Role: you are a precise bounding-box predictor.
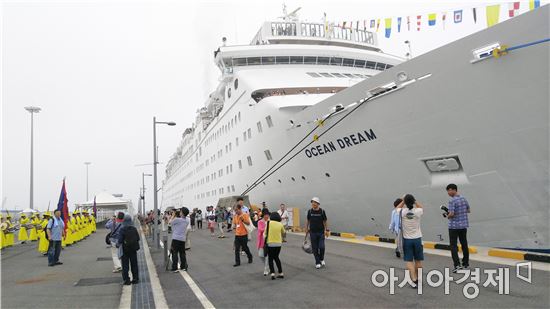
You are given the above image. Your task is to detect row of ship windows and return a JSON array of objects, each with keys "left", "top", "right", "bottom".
[
  {"left": 205, "top": 111, "right": 242, "bottom": 147},
  {"left": 223, "top": 56, "right": 393, "bottom": 70},
  {"left": 307, "top": 72, "right": 371, "bottom": 79}
]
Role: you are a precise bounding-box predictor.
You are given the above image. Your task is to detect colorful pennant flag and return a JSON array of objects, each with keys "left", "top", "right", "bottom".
[
  {"left": 486, "top": 5, "right": 500, "bottom": 27},
  {"left": 370, "top": 19, "right": 375, "bottom": 28},
  {"left": 454, "top": 10, "right": 463, "bottom": 23},
  {"left": 509, "top": 2, "right": 520, "bottom": 17},
  {"left": 529, "top": 0, "right": 540, "bottom": 10},
  {"left": 473, "top": 8, "right": 477, "bottom": 23},
  {"left": 384, "top": 18, "right": 392, "bottom": 38},
  {"left": 407, "top": 16, "right": 411, "bottom": 31},
  {"left": 428, "top": 13, "right": 436, "bottom": 26},
  {"left": 397, "top": 17, "right": 402, "bottom": 32},
  {"left": 56, "top": 178, "right": 69, "bottom": 234},
  {"left": 416, "top": 15, "right": 421, "bottom": 31}
]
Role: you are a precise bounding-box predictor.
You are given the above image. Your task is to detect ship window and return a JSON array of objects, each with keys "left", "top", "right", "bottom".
[
  {"left": 257, "top": 121, "right": 263, "bottom": 133},
  {"left": 301, "top": 176, "right": 306, "bottom": 180},
  {"left": 247, "top": 156, "right": 253, "bottom": 166},
  {"left": 264, "top": 150, "right": 273, "bottom": 160},
  {"left": 331, "top": 72, "right": 345, "bottom": 78},
  {"left": 248, "top": 57, "right": 261, "bottom": 65},
  {"left": 234, "top": 58, "right": 247, "bottom": 66},
  {"left": 291, "top": 177, "right": 295, "bottom": 181},
  {"left": 231, "top": 185, "right": 235, "bottom": 192},
  {"left": 247, "top": 128, "right": 252, "bottom": 139},
  {"left": 386, "top": 64, "right": 393, "bottom": 69},
  {"left": 275, "top": 56, "right": 290, "bottom": 64},
  {"left": 307, "top": 72, "right": 321, "bottom": 77},
  {"left": 238, "top": 112, "right": 241, "bottom": 122},
  {"left": 304, "top": 56, "right": 317, "bottom": 64},
  {"left": 238, "top": 160, "right": 242, "bottom": 169},
  {"left": 325, "top": 173, "right": 331, "bottom": 177},
  {"left": 243, "top": 131, "right": 247, "bottom": 141},
  {"left": 319, "top": 73, "right": 333, "bottom": 77},
  {"left": 330, "top": 57, "right": 342, "bottom": 66},
  {"left": 227, "top": 87, "right": 232, "bottom": 98},
  {"left": 317, "top": 57, "right": 330, "bottom": 65},
  {"left": 230, "top": 164, "right": 233, "bottom": 173},
  {"left": 236, "top": 137, "right": 239, "bottom": 146},
  {"left": 229, "top": 142, "right": 232, "bottom": 151},
  {"left": 266, "top": 116, "right": 273, "bottom": 128},
  {"left": 366, "top": 61, "right": 377, "bottom": 69},
  {"left": 234, "top": 78, "right": 239, "bottom": 89},
  {"left": 261, "top": 56, "right": 275, "bottom": 65},
  {"left": 353, "top": 73, "right": 365, "bottom": 78},
  {"left": 290, "top": 56, "right": 303, "bottom": 64},
  {"left": 343, "top": 58, "right": 355, "bottom": 67},
  {"left": 278, "top": 179, "right": 282, "bottom": 183},
  {"left": 343, "top": 73, "right": 355, "bottom": 78},
  {"left": 375, "top": 62, "right": 386, "bottom": 71}
]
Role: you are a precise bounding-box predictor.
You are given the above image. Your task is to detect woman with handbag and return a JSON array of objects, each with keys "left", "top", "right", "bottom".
[
  {"left": 256, "top": 209, "right": 270, "bottom": 276},
  {"left": 265, "top": 212, "right": 286, "bottom": 280}
]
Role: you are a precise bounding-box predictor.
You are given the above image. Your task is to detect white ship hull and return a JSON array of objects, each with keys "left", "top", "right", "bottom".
[{"left": 163, "top": 7, "right": 549, "bottom": 250}]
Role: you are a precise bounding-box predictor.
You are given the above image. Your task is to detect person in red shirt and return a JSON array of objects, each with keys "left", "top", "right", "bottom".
[{"left": 232, "top": 200, "right": 253, "bottom": 267}]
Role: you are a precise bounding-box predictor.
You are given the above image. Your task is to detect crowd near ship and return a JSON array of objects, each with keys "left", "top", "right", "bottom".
[{"left": 162, "top": 6, "right": 549, "bottom": 251}]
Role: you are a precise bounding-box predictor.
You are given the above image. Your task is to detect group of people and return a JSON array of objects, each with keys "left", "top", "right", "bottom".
[
  {"left": 106, "top": 212, "right": 141, "bottom": 285},
  {"left": 388, "top": 183, "right": 471, "bottom": 288},
  {"left": 0, "top": 209, "right": 96, "bottom": 256}
]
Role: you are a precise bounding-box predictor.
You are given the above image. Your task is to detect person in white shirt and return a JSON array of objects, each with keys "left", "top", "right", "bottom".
[
  {"left": 277, "top": 204, "right": 289, "bottom": 230},
  {"left": 395, "top": 194, "right": 424, "bottom": 288}
]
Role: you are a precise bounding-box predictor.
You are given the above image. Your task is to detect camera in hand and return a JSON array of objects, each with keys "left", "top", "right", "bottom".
[{"left": 440, "top": 205, "right": 449, "bottom": 218}]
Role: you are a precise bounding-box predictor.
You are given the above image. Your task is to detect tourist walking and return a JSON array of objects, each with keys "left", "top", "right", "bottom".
[
  {"left": 256, "top": 208, "right": 270, "bottom": 276},
  {"left": 117, "top": 214, "right": 140, "bottom": 285},
  {"left": 206, "top": 206, "right": 216, "bottom": 236},
  {"left": 196, "top": 210, "right": 203, "bottom": 229},
  {"left": 278, "top": 204, "right": 289, "bottom": 230},
  {"left": 216, "top": 206, "right": 226, "bottom": 238},
  {"left": 170, "top": 207, "right": 190, "bottom": 272},
  {"left": 232, "top": 203, "right": 253, "bottom": 267},
  {"left": 265, "top": 212, "right": 286, "bottom": 280},
  {"left": 105, "top": 212, "right": 124, "bottom": 272},
  {"left": 389, "top": 198, "right": 403, "bottom": 258},
  {"left": 190, "top": 210, "right": 196, "bottom": 232},
  {"left": 306, "top": 197, "right": 328, "bottom": 269},
  {"left": 396, "top": 194, "right": 424, "bottom": 288},
  {"left": 446, "top": 184, "right": 471, "bottom": 272},
  {"left": 46, "top": 210, "right": 65, "bottom": 267}
]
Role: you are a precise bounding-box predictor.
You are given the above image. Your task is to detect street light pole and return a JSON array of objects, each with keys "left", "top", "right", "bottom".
[
  {"left": 84, "top": 162, "right": 91, "bottom": 201},
  {"left": 25, "top": 106, "right": 41, "bottom": 209},
  {"left": 152, "top": 117, "right": 176, "bottom": 249},
  {"left": 142, "top": 172, "right": 152, "bottom": 216}
]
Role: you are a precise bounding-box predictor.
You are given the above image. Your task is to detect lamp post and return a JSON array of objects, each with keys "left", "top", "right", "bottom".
[
  {"left": 153, "top": 117, "right": 176, "bottom": 248},
  {"left": 142, "top": 173, "right": 152, "bottom": 216},
  {"left": 25, "top": 106, "right": 41, "bottom": 209},
  {"left": 84, "top": 162, "right": 91, "bottom": 201}
]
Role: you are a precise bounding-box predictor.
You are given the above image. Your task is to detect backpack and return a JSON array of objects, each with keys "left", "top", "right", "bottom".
[{"left": 122, "top": 226, "right": 140, "bottom": 252}]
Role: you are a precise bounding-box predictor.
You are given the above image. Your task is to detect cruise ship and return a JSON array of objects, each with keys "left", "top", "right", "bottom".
[{"left": 162, "top": 6, "right": 549, "bottom": 251}]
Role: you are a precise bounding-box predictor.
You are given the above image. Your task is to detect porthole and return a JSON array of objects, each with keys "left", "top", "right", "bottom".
[
  {"left": 278, "top": 179, "right": 282, "bottom": 183},
  {"left": 325, "top": 173, "right": 331, "bottom": 177},
  {"left": 227, "top": 87, "right": 232, "bottom": 98},
  {"left": 291, "top": 177, "right": 295, "bottom": 181},
  {"left": 301, "top": 176, "right": 306, "bottom": 180},
  {"left": 234, "top": 78, "right": 239, "bottom": 90},
  {"left": 263, "top": 181, "right": 266, "bottom": 185}
]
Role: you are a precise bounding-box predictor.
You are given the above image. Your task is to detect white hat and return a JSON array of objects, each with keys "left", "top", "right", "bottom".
[{"left": 311, "top": 197, "right": 320, "bottom": 204}]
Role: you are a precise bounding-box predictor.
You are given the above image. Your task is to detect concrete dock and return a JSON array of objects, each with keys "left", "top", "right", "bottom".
[{"left": 2, "top": 224, "right": 549, "bottom": 308}]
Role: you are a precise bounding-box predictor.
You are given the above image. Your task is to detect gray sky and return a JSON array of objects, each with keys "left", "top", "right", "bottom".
[{"left": 1, "top": 0, "right": 538, "bottom": 212}]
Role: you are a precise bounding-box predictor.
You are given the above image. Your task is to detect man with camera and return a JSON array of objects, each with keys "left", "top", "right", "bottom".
[
  {"left": 169, "top": 207, "right": 190, "bottom": 272},
  {"left": 445, "top": 184, "right": 471, "bottom": 273}
]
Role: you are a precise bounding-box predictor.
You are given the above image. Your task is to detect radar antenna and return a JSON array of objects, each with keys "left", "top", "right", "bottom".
[{"left": 279, "top": 4, "right": 301, "bottom": 21}]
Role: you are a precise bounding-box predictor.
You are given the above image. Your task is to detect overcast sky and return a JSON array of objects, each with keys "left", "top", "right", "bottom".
[{"left": 1, "top": 0, "right": 541, "bottom": 212}]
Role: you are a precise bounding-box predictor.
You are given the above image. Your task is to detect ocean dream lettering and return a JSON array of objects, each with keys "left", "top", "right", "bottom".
[{"left": 304, "top": 129, "right": 377, "bottom": 158}]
